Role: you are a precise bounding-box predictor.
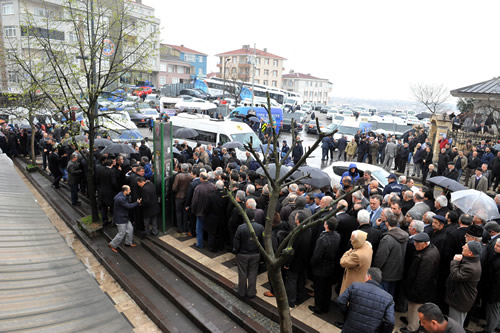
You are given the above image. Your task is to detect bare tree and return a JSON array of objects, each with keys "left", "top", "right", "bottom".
[
  {"left": 411, "top": 83, "right": 449, "bottom": 114},
  {"left": 7, "top": 0, "right": 159, "bottom": 222},
  {"left": 225, "top": 92, "right": 358, "bottom": 332}
]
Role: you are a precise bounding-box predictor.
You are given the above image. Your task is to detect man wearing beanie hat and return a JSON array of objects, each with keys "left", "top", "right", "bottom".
[
  {"left": 401, "top": 233, "right": 440, "bottom": 333},
  {"left": 339, "top": 230, "right": 373, "bottom": 295},
  {"left": 445, "top": 240, "right": 482, "bottom": 326}
]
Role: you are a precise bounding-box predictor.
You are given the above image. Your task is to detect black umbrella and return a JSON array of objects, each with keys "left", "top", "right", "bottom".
[
  {"left": 248, "top": 116, "right": 260, "bottom": 123},
  {"left": 291, "top": 166, "right": 331, "bottom": 189},
  {"left": 100, "top": 143, "right": 137, "bottom": 155},
  {"left": 223, "top": 141, "right": 243, "bottom": 149},
  {"left": 256, "top": 163, "right": 290, "bottom": 180},
  {"left": 62, "top": 135, "right": 88, "bottom": 144},
  {"left": 94, "top": 138, "right": 113, "bottom": 147},
  {"left": 174, "top": 128, "right": 198, "bottom": 139},
  {"left": 427, "top": 176, "right": 467, "bottom": 192}
]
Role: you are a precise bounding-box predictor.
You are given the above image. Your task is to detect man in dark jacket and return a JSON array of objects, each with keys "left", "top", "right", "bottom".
[
  {"left": 483, "top": 238, "right": 500, "bottom": 333},
  {"left": 137, "top": 177, "right": 160, "bottom": 236},
  {"left": 191, "top": 172, "right": 216, "bottom": 248},
  {"left": 48, "top": 146, "right": 63, "bottom": 189},
  {"left": 443, "top": 162, "right": 459, "bottom": 181},
  {"left": 373, "top": 214, "right": 409, "bottom": 297},
  {"left": 321, "top": 135, "right": 333, "bottom": 161},
  {"left": 233, "top": 209, "right": 264, "bottom": 298},
  {"left": 206, "top": 180, "right": 229, "bottom": 252},
  {"left": 464, "top": 151, "right": 480, "bottom": 187},
  {"left": 172, "top": 163, "right": 193, "bottom": 233},
  {"left": 398, "top": 143, "right": 410, "bottom": 173},
  {"left": 108, "top": 185, "right": 141, "bottom": 252},
  {"left": 309, "top": 218, "right": 340, "bottom": 314},
  {"left": 490, "top": 151, "right": 500, "bottom": 190},
  {"left": 292, "top": 136, "right": 304, "bottom": 165},
  {"left": 437, "top": 148, "right": 449, "bottom": 176},
  {"left": 285, "top": 211, "right": 312, "bottom": 308},
  {"left": 445, "top": 240, "right": 482, "bottom": 326},
  {"left": 337, "top": 267, "right": 395, "bottom": 333},
  {"left": 97, "top": 159, "right": 119, "bottom": 224},
  {"left": 418, "top": 303, "right": 466, "bottom": 333},
  {"left": 337, "top": 135, "right": 348, "bottom": 161},
  {"left": 67, "top": 154, "right": 82, "bottom": 206},
  {"left": 138, "top": 140, "right": 152, "bottom": 161},
  {"left": 401, "top": 233, "right": 440, "bottom": 333}
]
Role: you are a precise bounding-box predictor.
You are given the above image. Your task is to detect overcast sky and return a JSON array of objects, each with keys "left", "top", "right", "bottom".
[{"left": 143, "top": 0, "right": 500, "bottom": 101}]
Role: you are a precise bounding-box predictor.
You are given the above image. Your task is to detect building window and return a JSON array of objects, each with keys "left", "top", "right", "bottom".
[
  {"left": 2, "top": 3, "right": 14, "bottom": 15},
  {"left": 255, "top": 57, "right": 260, "bottom": 65},
  {"left": 263, "top": 80, "right": 268, "bottom": 85},
  {"left": 176, "top": 66, "right": 184, "bottom": 74},
  {"left": 198, "top": 68, "right": 203, "bottom": 75},
  {"left": 8, "top": 71, "right": 18, "bottom": 83},
  {"left": 4, "top": 26, "right": 16, "bottom": 37},
  {"left": 68, "top": 32, "right": 77, "bottom": 43},
  {"left": 320, "top": 82, "right": 323, "bottom": 87},
  {"left": 160, "top": 63, "right": 167, "bottom": 72},
  {"left": 184, "top": 54, "right": 196, "bottom": 62},
  {"left": 255, "top": 79, "right": 259, "bottom": 84},
  {"left": 264, "top": 58, "right": 269, "bottom": 65},
  {"left": 272, "top": 70, "right": 277, "bottom": 77},
  {"left": 172, "top": 77, "right": 179, "bottom": 84},
  {"left": 168, "top": 65, "right": 174, "bottom": 73},
  {"left": 264, "top": 69, "right": 269, "bottom": 76},
  {"left": 232, "top": 56, "right": 237, "bottom": 63},
  {"left": 159, "top": 76, "right": 166, "bottom": 85},
  {"left": 272, "top": 80, "right": 277, "bottom": 87},
  {"left": 255, "top": 69, "right": 260, "bottom": 76},
  {"left": 273, "top": 59, "right": 278, "bottom": 66},
  {"left": 198, "top": 55, "right": 203, "bottom": 62},
  {"left": 152, "top": 59, "right": 156, "bottom": 66}
]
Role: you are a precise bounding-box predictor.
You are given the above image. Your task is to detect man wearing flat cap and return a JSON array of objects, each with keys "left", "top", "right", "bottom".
[
  {"left": 443, "top": 161, "right": 459, "bottom": 181},
  {"left": 445, "top": 241, "right": 482, "bottom": 327},
  {"left": 430, "top": 215, "right": 448, "bottom": 258},
  {"left": 470, "top": 167, "right": 488, "bottom": 192},
  {"left": 401, "top": 232, "right": 441, "bottom": 333}
]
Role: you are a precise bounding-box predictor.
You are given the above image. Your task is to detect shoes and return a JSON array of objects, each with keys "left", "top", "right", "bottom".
[
  {"left": 51, "top": 184, "right": 60, "bottom": 189},
  {"left": 72, "top": 202, "right": 82, "bottom": 206},
  {"left": 308, "top": 305, "right": 323, "bottom": 314},
  {"left": 334, "top": 322, "right": 344, "bottom": 329},
  {"left": 263, "top": 291, "right": 275, "bottom": 297},
  {"left": 125, "top": 243, "right": 137, "bottom": 247},
  {"left": 108, "top": 243, "right": 118, "bottom": 253},
  {"left": 399, "top": 327, "right": 419, "bottom": 333}
]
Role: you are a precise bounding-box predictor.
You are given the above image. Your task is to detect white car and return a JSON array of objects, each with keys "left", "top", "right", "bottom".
[
  {"left": 326, "top": 109, "right": 338, "bottom": 120},
  {"left": 358, "top": 112, "right": 371, "bottom": 122},
  {"left": 323, "top": 162, "right": 390, "bottom": 189},
  {"left": 342, "top": 110, "right": 355, "bottom": 119},
  {"left": 175, "top": 99, "right": 217, "bottom": 111},
  {"left": 406, "top": 116, "right": 420, "bottom": 126},
  {"left": 419, "top": 118, "right": 431, "bottom": 128}
]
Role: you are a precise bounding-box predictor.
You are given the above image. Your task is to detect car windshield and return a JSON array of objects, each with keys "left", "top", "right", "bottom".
[
  {"left": 343, "top": 111, "right": 353, "bottom": 116},
  {"left": 372, "top": 169, "right": 389, "bottom": 187},
  {"left": 143, "top": 110, "right": 156, "bottom": 115},
  {"left": 334, "top": 115, "right": 344, "bottom": 121},
  {"left": 138, "top": 103, "right": 150, "bottom": 108},
  {"left": 230, "top": 132, "right": 262, "bottom": 149},
  {"left": 335, "top": 125, "right": 359, "bottom": 135},
  {"left": 107, "top": 129, "right": 143, "bottom": 141},
  {"left": 370, "top": 121, "right": 398, "bottom": 132}
]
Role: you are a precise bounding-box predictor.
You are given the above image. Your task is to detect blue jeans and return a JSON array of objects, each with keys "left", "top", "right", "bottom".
[
  {"left": 196, "top": 216, "right": 205, "bottom": 248},
  {"left": 381, "top": 280, "right": 397, "bottom": 298},
  {"left": 457, "top": 169, "right": 463, "bottom": 181},
  {"left": 322, "top": 148, "right": 329, "bottom": 160}
]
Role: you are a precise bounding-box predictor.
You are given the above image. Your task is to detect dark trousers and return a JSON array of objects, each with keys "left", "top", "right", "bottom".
[
  {"left": 314, "top": 275, "right": 333, "bottom": 313},
  {"left": 70, "top": 183, "right": 79, "bottom": 204},
  {"left": 100, "top": 201, "right": 112, "bottom": 223},
  {"left": 236, "top": 253, "right": 260, "bottom": 297},
  {"left": 52, "top": 174, "right": 62, "bottom": 188},
  {"left": 492, "top": 173, "right": 500, "bottom": 190},
  {"left": 175, "top": 198, "right": 187, "bottom": 232},
  {"left": 322, "top": 148, "right": 329, "bottom": 160},
  {"left": 338, "top": 149, "right": 345, "bottom": 161},
  {"left": 42, "top": 152, "right": 48, "bottom": 170},
  {"left": 357, "top": 153, "right": 365, "bottom": 163},
  {"left": 143, "top": 215, "right": 158, "bottom": 235},
  {"left": 286, "top": 269, "right": 306, "bottom": 307}
]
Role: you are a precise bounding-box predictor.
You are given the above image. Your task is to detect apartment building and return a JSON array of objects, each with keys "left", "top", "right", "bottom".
[
  {"left": 215, "top": 45, "right": 286, "bottom": 88},
  {"left": 282, "top": 70, "right": 333, "bottom": 104},
  {"left": 0, "top": 0, "right": 160, "bottom": 93}
]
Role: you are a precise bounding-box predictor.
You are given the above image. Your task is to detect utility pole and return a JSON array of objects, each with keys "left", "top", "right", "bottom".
[
  {"left": 91, "top": 0, "right": 97, "bottom": 118},
  {"left": 251, "top": 43, "right": 256, "bottom": 110},
  {"left": 222, "top": 57, "right": 230, "bottom": 110}
]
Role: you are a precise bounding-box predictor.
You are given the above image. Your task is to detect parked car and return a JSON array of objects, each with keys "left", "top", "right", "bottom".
[
  {"left": 133, "top": 86, "right": 153, "bottom": 97},
  {"left": 406, "top": 116, "right": 420, "bottom": 126},
  {"left": 306, "top": 120, "right": 325, "bottom": 134},
  {"left": 124, "top": 107, "right": 151, "bottom": 127},
  {"left": 301, "top": 104, "right": 313, "bottom": 114},
  {"left": 324, "top": 162, "right": 390, "bottom": 189},
  {"left": 282, "top": 113, "right": 303, "bottom": 132},
  {"left": 179, "top": 88, "right": 209, "bottom": 100},
  {"left": 320, "top": 106, "right": 330, "bottom": 114},
  {"left": 326, "top": 109, "right": 338, "bottom": 120},
  {"left": 358, "top": 112, "right": 371, "bottom": 122}
]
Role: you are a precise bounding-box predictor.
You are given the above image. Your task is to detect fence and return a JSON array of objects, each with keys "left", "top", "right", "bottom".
[
  {"left": 160, "top": 83, "right": 194, "bottom": 97},
  {"left": 446, "top": 128, "right": 498, "bottom": 150}
]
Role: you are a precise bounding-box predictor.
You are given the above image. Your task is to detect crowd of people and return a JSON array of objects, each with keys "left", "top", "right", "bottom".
[{"left": 3, "top": 119, "right": 500, "bottom": 333}]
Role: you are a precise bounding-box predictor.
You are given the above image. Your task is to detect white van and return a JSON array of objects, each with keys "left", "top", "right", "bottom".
[
  {"left": 170, "top": 113, "right": 263, "bottom": 161},
  {"left": 159, "top": 97, "right": 181, "bottom": 116}
]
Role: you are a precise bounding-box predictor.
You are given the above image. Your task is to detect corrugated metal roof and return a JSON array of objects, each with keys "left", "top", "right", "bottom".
[
  {"left": 451, "top": 77, "right": 500, "bottom": 96},
  {"left": 0, "top": 155, "right": 132, "bottom": 332}
]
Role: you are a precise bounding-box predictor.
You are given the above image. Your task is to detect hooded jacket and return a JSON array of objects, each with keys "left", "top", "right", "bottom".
[
  {"left": 341, "top": 163, "right": 360, "bottom": 185},
  {"left": 373, "top": 227, "right": 409, "bottom": 281},
  {"left": 339, "top": 231, "right": 373, "bottom": 294}
]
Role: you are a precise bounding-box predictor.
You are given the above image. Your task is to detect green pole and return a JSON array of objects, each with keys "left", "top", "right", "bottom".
[
  {"left": 169, "top": 121, "right": 174, "bottom": 226},
  {"left": 161, "top": 123, "right": 166, "bottom": 232}
]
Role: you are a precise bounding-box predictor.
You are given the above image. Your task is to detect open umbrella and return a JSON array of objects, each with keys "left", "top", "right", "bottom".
[
  {"left": 493, "top": 144, "right": 500, "bottom": 151},
  {"left": 174, "top": 128, "right": 198, "bottom": 139},
  {"left": 170, "top": 147, "right": 180, "bottom": 155},
  {"left": 223, "top": 141, "right": 243, "bottom": 149},
  {"left": 62, "top": 135, "right": 88, "bottom": 144},
  {"left": 427, "top": 176, "right": 468, "bottom": 192},
  {"left": 94, "top": 138, "right": 113, "bottom": 147},
  {"left": 291, "top": 166, "right": 331, "bottom": 189},
  {"left": 451, "top": 189, "right": 500, "bottom": 221},
  {"left": 259, "top": 144, "right": 278, "bottom": 154},
  {"left": 100, "top": 143, "right": 136, "bottom": 155},
  {"left": 256, "top": 163, "right": 290, "bottom": 180},
  {"left": 248, "top": 116, "right": 260, "bottom": 123}
]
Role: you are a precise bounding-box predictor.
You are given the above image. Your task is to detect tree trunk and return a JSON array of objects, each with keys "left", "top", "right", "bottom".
[
  {"left": 268, "top": 264, "right": 293, "bottom": 333},
  {"left": 87, "top": 115, "right": 99, "bottom": 222}
]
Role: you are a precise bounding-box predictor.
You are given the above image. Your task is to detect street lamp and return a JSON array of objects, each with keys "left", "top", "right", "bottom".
[{"left": 222, "top": 58, "right": 230, "bottom": 100}]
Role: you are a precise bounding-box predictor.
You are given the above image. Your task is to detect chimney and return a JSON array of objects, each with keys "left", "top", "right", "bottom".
[
  {"left": 289, "top": 69, "right": 294, "bottom": 74},
  {"left": 263, "top": 48, "right": 267, "bottom": 53},
  {"left": 181, "top": 44, "right": 184, "bottom": 47},
  {"left": 242, "top": 45, "right": 249, "bottom": 50}
]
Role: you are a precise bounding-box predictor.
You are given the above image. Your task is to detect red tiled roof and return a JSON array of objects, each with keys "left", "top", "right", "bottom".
[
  {"left": 282, "top": 72, "right": 326, "bottom": 80},
  {"left": 206, "top": 72, "right": 219, "bottom": 78},
  {"left": 164, "top": 44, "right": 207, "bottom": 56},
  {"left": 215, "top": 48, "right": 286, "bottom": 60}
]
